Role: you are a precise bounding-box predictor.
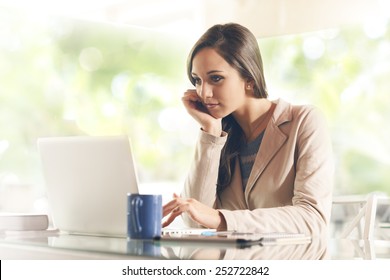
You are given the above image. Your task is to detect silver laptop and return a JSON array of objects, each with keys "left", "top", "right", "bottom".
[{"left": 38, "top": 135, "right": 139, "bottom": 237}]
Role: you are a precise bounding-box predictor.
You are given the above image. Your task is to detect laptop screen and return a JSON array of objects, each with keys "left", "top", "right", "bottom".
[{"left": 38, "top": 135, "right": 139, "bottom": 237}]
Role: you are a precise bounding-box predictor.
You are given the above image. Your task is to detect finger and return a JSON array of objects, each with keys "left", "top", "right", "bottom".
[
  {"left": 162, "top": 200, "right": 179, "bottom": 217},
  {"left": 182, "top": 96, "right": 200, "bottom": 105},
  {"left": 161, "top": 194, "right": 179, "bottom": 216},
  {"left": 184, "top": 89, "right": 197, "bottom": 94},
  {"left": 163, "top": 205, "right": 177, "bottom": 218},
  {"left": 162, "top": 197, "right": 184, "bottom": 217},
  {"left": 162, "top": 214, "right": 175, "bottom": 228},
  {"left": 162, "top": 209, "right": 182, "bottom": 228},
  {"left": 182, "top": 90, "right": 200, "bottom": 101}
]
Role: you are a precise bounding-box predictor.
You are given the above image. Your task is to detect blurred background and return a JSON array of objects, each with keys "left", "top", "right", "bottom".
[{"left": 0, "top": 0, "right": 389, "bottom": 217}]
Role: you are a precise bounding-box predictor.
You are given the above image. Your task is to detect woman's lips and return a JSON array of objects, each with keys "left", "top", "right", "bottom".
[{"left": 205, "top": 103, "right": 219, "bottom": 109}]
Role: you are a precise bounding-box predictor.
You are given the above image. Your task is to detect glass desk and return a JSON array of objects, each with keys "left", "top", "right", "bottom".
[{"left": 1, "top": 231, "right": 389, "bottom": 260}]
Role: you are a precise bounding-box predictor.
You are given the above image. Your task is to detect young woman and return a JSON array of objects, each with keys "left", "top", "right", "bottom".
[{"left": 163, "top": 23, "right": 334, "bottom": 236}]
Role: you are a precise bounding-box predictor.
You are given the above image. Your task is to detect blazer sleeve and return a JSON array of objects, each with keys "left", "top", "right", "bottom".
[
  {"left": 181, "top": 129, "right": 227, "bottom": 227},
  {"left": 219, "top": 107, "right": 334, "bottom": 236}
]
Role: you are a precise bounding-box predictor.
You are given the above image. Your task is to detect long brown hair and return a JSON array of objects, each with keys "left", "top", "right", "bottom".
[{"left": 186, "top": 23, "right": 268, "bottom": 195}]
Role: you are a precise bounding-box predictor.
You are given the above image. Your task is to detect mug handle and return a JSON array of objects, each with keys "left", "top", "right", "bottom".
[{"left": 132, "top": 196, "right": 143, "bottom": 233}]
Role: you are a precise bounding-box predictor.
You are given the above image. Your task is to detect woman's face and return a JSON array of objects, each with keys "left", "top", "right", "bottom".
[{"left": 191, "top": 47, "right": 249, "bottom": 119}]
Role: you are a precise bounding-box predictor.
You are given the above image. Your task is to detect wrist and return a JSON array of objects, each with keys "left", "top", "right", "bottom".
[
  {"left": 201, "top": 124, "right": 222, "bottom": 137},
  {"left": 217, "top": 211, "right": 227, "bottom": 231}
]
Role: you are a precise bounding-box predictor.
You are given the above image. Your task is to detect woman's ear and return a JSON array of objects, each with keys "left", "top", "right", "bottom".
[{"left": 245, "top": 80, "right": 255, "bottom": 91}]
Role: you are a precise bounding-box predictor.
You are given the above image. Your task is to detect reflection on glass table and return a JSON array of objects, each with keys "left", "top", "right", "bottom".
[
  {"left": 1, "top": 230, "right": 389, "bottom": 260},
  {"left": 0, "top": 232, "right": 313, "bottom": 260},
  {"left": 48, "top": 233, "right": 328, "bottom": 260},
  {"left": 157, "top": 235, "right": 328, "bottom": 260}
]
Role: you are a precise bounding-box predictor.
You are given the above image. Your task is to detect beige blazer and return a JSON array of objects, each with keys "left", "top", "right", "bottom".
[{"left": 182, "top": 99, "right": 334, "bottom": 236}]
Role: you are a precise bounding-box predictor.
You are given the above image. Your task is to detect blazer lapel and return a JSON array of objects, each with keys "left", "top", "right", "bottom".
[{"left": 245, "top": 99, "right": 292, "bottom": 194}]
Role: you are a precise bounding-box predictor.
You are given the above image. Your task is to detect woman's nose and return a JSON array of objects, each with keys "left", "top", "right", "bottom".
[{"left": 198, "top": 83, "right": 212, "bottom": 100}]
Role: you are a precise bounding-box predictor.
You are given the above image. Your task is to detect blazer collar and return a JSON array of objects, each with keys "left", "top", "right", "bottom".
[
  {"left": 245, "top": 98, "right": 292, "bottom": 195},
  {"left": 273, "top": 98, "right": 293, "bottom": 126}
]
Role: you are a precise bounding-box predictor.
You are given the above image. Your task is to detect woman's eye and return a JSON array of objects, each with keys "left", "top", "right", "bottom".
[
  {"left": 210, "top": 75, "right": 223, "bottom": 83},
  {"left": 192, "top": 77, "right": 201, "bottom": 85}
]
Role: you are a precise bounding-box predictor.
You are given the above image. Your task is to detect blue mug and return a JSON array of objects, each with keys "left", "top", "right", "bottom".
[{"left": 127, "top": 194, "right": 162, "bottom": 239}]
